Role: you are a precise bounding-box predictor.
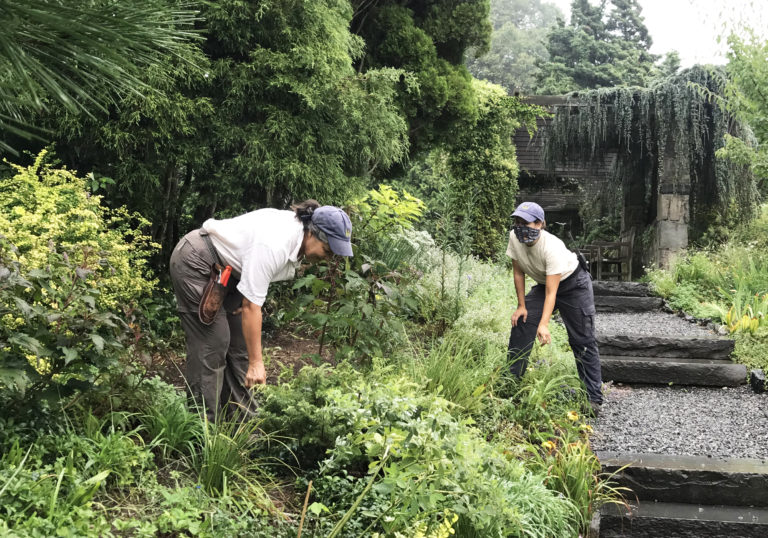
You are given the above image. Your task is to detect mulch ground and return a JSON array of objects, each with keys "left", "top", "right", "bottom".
[{"left": 150, "top": 323, "right": 335, "bottom": 390}]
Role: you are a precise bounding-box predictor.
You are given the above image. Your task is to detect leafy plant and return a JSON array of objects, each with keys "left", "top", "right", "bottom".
[
  {"left": 0, "top": 239, "right": 132, "bottom": 408},
  {"left": 405, "top": 332, "right": 506, "bottom": 415},
  {"left": 141, "top": 389, "right": 202, "bottom": 463},
  {"left": 526, "top": 440, "right": 630, "bottom": 533},
  {"left": 286, "top": 186, "right": 427, "bottom": 360}
]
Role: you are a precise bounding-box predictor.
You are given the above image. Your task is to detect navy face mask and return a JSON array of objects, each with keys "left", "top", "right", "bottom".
[{"left": 513, "top": 225, "right": 540, "bottom": 244}]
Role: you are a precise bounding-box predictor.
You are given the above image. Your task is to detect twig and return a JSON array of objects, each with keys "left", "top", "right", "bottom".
[{"left": 297, "top": 480, "right": 313, "bottom": 538}]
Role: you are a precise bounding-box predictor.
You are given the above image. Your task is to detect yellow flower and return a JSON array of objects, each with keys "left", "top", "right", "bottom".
[
  {"left": 567, "top": 410, "right": 579, "bottom": 421},
  {"left": 579, "top": 423, "right": 593, "bottom": 433},
  {"left": 541, "top": 440, "right": 556, "bottom": 451}
]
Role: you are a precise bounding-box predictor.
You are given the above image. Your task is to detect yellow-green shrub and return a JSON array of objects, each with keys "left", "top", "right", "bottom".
[{"left": 0, "top": 150, "right": 157, "bottom": 310}]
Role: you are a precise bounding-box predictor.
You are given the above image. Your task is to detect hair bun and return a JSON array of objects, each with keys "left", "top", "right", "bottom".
[{"left": 300, "top": 207, "right": 314, "bottom": 223}]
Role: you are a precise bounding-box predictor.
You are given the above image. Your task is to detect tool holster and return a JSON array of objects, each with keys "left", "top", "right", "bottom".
[{"left": 198, "top": 231, "right": 234, "bottom": 325}]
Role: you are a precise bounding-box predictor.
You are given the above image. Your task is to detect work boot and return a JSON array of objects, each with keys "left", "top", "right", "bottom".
[{"left": 589, "top": 401, "right": 602, "bottom": 418}]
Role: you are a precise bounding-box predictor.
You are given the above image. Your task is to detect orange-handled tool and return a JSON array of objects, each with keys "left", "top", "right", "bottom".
[{"left": 220, "top": 265, "right": 232, "bottom": 286}]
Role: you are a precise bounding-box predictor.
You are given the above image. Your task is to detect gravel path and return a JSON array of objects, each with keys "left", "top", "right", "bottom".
[
  {"left": 591, "top": 384, "right": 768, "bottom": 461},
  {"left": 590, "top": 308, "right": 768, "bottom": 461},
  {"left": 595, "top": 312, "right": 718, "bottom": 338}
]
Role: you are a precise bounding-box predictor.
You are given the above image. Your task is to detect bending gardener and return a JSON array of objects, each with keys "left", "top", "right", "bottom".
[
  {"left": 170, "top": 201, "right": 353, "bottom": 420},
  {"left": 506, "top": 202, "right": 603, "bottom": 414}
]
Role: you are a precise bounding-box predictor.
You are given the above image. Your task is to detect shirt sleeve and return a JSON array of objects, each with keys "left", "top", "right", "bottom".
[
  {"left": 505, "top": 231, "right": 516, "bottom": 259},
  {"left": 236, "top": 244, "right": 285, "bottom": 306}
]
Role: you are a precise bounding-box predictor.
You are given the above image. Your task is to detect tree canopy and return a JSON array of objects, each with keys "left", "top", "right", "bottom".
[
  {"left": 466, "top": 0, "right": 563, "bottom": 95},
  {"left": 537, "top": 0, "right": 658, "bottom": 93},
  {"left": 0, "top": 0, "right": 199, "bottom": 155}
]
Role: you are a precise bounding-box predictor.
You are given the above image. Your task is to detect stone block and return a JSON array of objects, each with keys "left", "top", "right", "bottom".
[
  {"left": 657, "top": 194, "right": 689, "bottom": 223},
  {"left": 596, "top": 335, "right": 735, "bottom": 359},
  {"left": 750, "top": 369, "right": 767, "bottom": 393},
  {"left": 592, "top": 281, "right": 651, "bottom": 297},
  {"left": 656, "top": 220, "right": 688, "bottom": 249},
  {"left": 599, "top": 452, "right": 768, "bottom": 507}
]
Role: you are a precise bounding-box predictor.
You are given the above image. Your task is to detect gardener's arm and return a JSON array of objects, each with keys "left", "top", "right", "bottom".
[
  {"left": 511, "top": 261, "right": 528, "bottom": 326},
  {"left": 537, "top": 273, "right": 562, "bottom": 346},
  {"left": 241, "top": 298, "right": 266, "bottom": 387}
]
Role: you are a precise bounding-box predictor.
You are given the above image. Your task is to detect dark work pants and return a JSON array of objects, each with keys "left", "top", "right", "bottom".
[
  {"left": 169, "top": 230, "right": 258, "bottom": 422},
  {"left": 507, "top": 267, "right": 604, "bottom": 404}
]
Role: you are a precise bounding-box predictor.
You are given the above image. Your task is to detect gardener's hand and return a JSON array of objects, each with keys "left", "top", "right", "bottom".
[
  {"left": 245, "top": 361, "right": 266, "bottom": 388},
  {"left": 511, "top": 306, "right": 528, "bottom": 327},
  {"left": 536, "top": 324, "right": 552, "bottom": 346}
]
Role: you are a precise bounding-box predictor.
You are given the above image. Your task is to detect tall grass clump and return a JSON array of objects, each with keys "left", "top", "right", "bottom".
[
  {"left": 141, "top": 391, "right": 202, "bottom": 463},
  {"left": 647, "top": 203, "right": 768, "bottom": 368},
  {"left": 404, "top": 332, "right": 507, "bottom": 414},
  {"left": 526, "top": 440, "right": 630, "bottom": 533},
  {"left": 189, "top": 416, "right": 268, "bottom": 497}
]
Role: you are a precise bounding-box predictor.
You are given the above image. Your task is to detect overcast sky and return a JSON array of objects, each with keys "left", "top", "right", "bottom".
[{"left": 546, "top": 0, "right": 768, "bottom": 67}]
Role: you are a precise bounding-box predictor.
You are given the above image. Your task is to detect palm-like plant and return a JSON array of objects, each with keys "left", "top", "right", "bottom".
[{"left": 0, "top": 0, "right": 199, "bottom": 154}]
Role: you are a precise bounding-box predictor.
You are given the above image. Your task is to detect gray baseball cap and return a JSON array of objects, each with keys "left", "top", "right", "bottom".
[
  {"left": 512, "top": 201, "right": 545, "bottom": 223},
  {"left": 312, "top": 206, "right": 353, "bottom": 256}
]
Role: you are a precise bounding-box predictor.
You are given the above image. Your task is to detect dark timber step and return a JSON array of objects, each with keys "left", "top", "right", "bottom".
[
  {"left": 599, "top": 501, "right": 768, "bottom": 537},
  {"left": 594, "top": 296, "right": 665, "bottom": 313},
  {"left": 601, "top": 356, "right": 747, "bottom": 386},
  {"left": 596, "top": 334, "right": 735, "bottom": 359},
  {"left": 598, "top": 452, "right": 768, "bottom": 507},
  {"left": 592, "top": 281, "right": 651, "bottom": 297}
]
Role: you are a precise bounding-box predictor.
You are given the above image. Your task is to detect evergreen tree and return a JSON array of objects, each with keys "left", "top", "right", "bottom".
[
  {"left": 351, "top": 0, "right": 493, "bottom": 152},
  {"left": 658, "top": 51, "right": 682, "bottom": 78},
  {"left": 536, "top": 0, "right": 658, "bottom": 93},
  {"left": 466, "top": 0, "right": 563, "bottom": 95}
]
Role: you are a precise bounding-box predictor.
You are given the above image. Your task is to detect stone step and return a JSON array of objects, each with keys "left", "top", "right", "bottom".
[
  {"left": 601, "top": 356, "right": 746, "bottom": 386},
  {"left": 596, "top": 334, "right": 735, "bottom": 359},
  {"left": 593, "top": 281, "right": 651, "bottom": 297},
  {"left": 594, "top": 295, "right": 665, "bottom": 313},
  {"left": 599, "top": 501, "right": 768, "bottom": 537},
  {"left": 598, "top": 452, "right": 768, "bottom": 507}
]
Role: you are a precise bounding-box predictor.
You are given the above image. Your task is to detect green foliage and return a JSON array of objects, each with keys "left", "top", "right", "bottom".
[
  {"left": 261, "top": 367, "right": 580, "bottom": 537},
  {"left": 647, "top": 205, "right": 768, "bottom": 367},
  {"left": 190, "top": 416, "right": 269, "bottom": 498},
  {"left": 467, "top": 0, "right": 563, "bottom": 95},
  {"left": 352, "top": 0, "right": 491, "bottom": 152},
  {"left": 544, "top": 67, "right": 760, "bottom": 240},
  {"left": 0, "top": 0, "right": 199, "bottom": 155},
  {"left": 717, "top": 32, "right": 768, "bottom": 193},
  {"left": 403, "top": 332, "right": 506, "bottom": 415},
  {"left": 0, "top": 151, "right": 157, "bottom": 308},
  {"left": 286, "top": 186, "right": 427, "bottom": 360},
  {"left": 537, "top": 0, "right": 658, "bottom": 93},
  {"left": 0, "top": 154, "right": 157, "bottom": 407},
  {"left": 47, "top": 39, "right": 214, "bottom": 258},
  {"left": 141, "top": 384, "right": 202, "bottom": 463},
  {"left": 525, "top": 440, "right": 629, "bottom": 532},
  {"left": 445, "top": 81, "right": 538, "bottom": 258},
  {"left": 203, "top": 0, "right": 409, "bottom": 212}
]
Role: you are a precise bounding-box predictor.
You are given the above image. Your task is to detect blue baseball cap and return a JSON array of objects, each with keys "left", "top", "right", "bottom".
[
  {"left": 512, "top": 201, "right": 545, "bottom": 223},
  {"left": 312, "top": 206, "right": 353, "bottom": 256}
]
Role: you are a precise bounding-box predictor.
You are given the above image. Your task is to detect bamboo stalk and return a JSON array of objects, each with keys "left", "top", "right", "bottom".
[{"left": 296, "top": 480, "right": 313, "bottom": 538}]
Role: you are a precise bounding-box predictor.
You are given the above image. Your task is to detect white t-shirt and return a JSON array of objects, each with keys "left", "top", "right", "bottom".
[
  {"left": 202, "top": 209, "right": 304, "bottom": 306},
  {"left": 505, "top": 229, "right": 578, "bottom": 285}
]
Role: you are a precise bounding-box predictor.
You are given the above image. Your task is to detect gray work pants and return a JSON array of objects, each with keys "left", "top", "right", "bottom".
[
  {"left": 169, "top": 230, "right": 258, "bottom": 421},
  {"left": 507, "top": 266, "right": 604, "bottom": 404}
]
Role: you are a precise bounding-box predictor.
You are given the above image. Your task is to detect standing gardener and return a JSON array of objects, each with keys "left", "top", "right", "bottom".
[
  {"left": 170, "top": 200, "right": 353, "bottom": 420},
  {"left": 506, "top": 202, "right": 604, "bottom": 415}
]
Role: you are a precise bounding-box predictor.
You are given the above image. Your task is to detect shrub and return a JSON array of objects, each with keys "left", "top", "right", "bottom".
[
  {"left": 0, "top": 150, "right": 157, "bottom": 309},
  {"left": 259, "top": 366, "right": 579, "bottom": 537},
  {"left": 0, "top": 152, "right": 157, "bottom": 409}
]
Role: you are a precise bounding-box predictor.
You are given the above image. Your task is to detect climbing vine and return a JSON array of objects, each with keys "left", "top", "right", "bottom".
[{"left": 543, "top": 66, "right": 760, "bottom": 240}]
